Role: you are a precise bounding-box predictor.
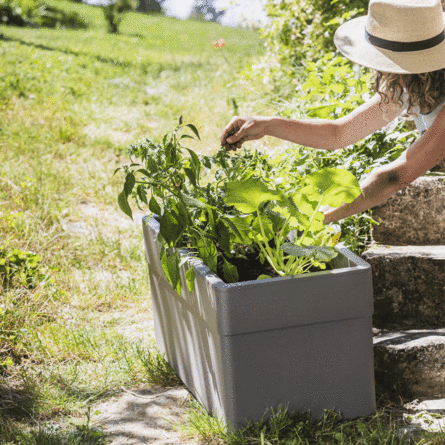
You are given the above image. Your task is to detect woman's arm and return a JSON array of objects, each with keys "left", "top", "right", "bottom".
[
  {"left": 323, "top": 104, "right": 445, "bottom": 224},
  {"left": 221, "top": 93, "right": 403, "bottom": 150},
  {"left": 322, "top": 164, "right": 405, "bottom": 225}
]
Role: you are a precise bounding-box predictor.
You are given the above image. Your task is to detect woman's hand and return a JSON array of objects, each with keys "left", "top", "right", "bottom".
[{"left": 220, "top": 116, "right": 270, "bottom": 150}]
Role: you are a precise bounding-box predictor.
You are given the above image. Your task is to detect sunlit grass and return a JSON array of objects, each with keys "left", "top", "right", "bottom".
[{"left": 0, "top": 1, "right": 268, "bottom": 441}]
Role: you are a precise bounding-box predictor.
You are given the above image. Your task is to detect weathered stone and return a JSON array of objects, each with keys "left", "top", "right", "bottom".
[
  {"left": 373, "top": 328, "right": 445, "bottom": 399},
  {"left": 361, "top": 245, "right": 445, "bottom": 329},
  {"left": 371, "top": 175, "right": 445, "bottom": 245}
]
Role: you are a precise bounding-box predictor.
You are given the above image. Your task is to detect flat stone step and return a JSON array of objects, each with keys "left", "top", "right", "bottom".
[
  {"left": 361, "top": 245, "right": 445, "bottom": 329},
  {"left": 394, "top": 399, "right": 445, "bottom": 439},
  {"left": 371, "top": 175, "right": 445, "bottom": 245},
  {"left": 373, "top": 328, "right": 445, "bottom": 400}
]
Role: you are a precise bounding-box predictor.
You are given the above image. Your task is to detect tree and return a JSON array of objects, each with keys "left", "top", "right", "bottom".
[
  {"left": 136, "top": 0, "right": 162, "bottom": 13},
  {"left": 103, "top": 0, "right": 137, "bottom": 33},
  {"left": 190, "top": 0, "right": 224, "bottom": 22}
]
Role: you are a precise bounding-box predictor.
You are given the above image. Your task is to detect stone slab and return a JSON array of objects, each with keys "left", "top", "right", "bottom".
[
  {"left": 371, "top": 175, "right": 445, "bottom": 245},
  {"left": 373, "top": 328, "right": 445, "bottom": 399},
  {"left": 361, "top": 245, "right": 445, "bottom": 329}
]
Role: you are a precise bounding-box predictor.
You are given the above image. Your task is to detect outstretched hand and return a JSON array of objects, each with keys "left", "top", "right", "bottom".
[{"left": 220, "top": 116, "right": 269, "bottom": 151}]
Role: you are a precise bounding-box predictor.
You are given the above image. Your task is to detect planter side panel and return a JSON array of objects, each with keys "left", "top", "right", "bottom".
[
  {"left": 221, "top": 316, "right": 376, "bottom": 430},
  {"left": 148, "top": 267, "right": 227, "bottom": 420},
  {"left": 214, "top": 267, "right": 373, "bottom": 336}
]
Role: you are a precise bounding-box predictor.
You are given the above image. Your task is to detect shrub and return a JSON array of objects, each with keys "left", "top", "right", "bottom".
[
  {"left": 0, "top": 245, "right": 48, "bottom": 290},
  {"left": 0, "top": 0, "right": 39, "bottom": 26},
  {"left": 0, "top": 0, "right": 88, "bottom": 28},
  {"left": 262, "top": 0, "right": 367, "bottom": 68}
]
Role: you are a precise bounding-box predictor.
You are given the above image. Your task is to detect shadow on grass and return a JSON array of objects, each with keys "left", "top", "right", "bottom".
[{"left": 0, "top": 33, "right": 131, "bottom": 67}]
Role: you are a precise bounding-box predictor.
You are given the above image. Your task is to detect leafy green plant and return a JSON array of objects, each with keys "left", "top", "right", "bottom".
[
  {"left": 223, "top": 168, "right": 361, "bottom": 279},
  {"left": 0, "top": 245, "right": 50, "bottom": 289},
  {"left": 117, "top": 118, "right": 362, "bottom": 292}
]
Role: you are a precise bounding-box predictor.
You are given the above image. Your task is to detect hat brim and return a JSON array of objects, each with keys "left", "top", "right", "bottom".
[{"left": 334, "top": 14, "right": 445, "bottom": 74}]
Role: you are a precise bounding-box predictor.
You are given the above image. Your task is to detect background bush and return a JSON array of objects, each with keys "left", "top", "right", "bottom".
[{"left": 0, "top": 0, "right": 88, "bottom": 28}]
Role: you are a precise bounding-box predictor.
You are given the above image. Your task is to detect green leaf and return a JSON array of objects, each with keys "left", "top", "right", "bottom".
[
  {"left": 291, "top": 193, "right": 318, "bottom": 217},
  {"left": 145, "top": 158, "right": 158, "bottom": 173},
  {"left": 302, "top": 168, "right": 362, "bottom": 207},
  {"left": 224, "top": 216, "right": 251, "bottom": 245},
  {"left": 215, "top": 219, "right": 231, "bottom": 253},
  {"left": 224, "top": 179, "right": 281, "bottom": 213},
  {"left": 222, "top": 257, "right": 239, "bottom": 283},
  {"left": 124, "top": 172, "right": 136, "bottom": 197},
  {"left": 186, "top": 124, "right": 200, "bottom": 140},
  {"left": 181, "top": 134, "right": 195, "bottom": 140},
  {"left": 252, "top": 214, "right": 274, "bottom": 242},
  {"left": 137, "top": 185, "right": 148, "bottom": 205},
  {"left": 183, "top": 195, "right": 209, "bottom": 209},
  {"left": 225, "top": 215, "right": 254, "bottom": 243},
  {"left": 280, "top": 243, "right": 338, "bottom": 262},
  {"left": 161, "top": 250, "right": 181, "bottom": 295},
  {"left": 272, "top": 205, "right": 310, "bottom": 231},
  {"left": 186, "top": 265, "right": 195, "bottom": 292},
  {"left": 113, "top": 167, "right": 121, "bottom": 176},
  {"left": 184, "top": 148, "right": 201, "bottom": 172},
  {"left": 137, "top": 168, "right": 151, "bottom": 177},
  {"left": 149, "top": 196, "right": 161, "bottom": 215},
  {"left": 179, "top": 115, "right": 183, "bottom": 125},
  {"left": 159, "top": 212, "right": 182, "bottom": 246},
  {"left": 197, "top": 239, "right": 217, "bottom": 274},
  {"left": 257, "top": 274, "right": 271, "bottom": 280},
  {"left": 118, "top": 190, "right": 133, "bottom": 219},
  {"left": 184, "top": 167, "right": 197, "bottom": 188}
]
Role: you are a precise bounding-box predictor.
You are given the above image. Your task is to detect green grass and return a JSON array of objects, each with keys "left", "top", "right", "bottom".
[{"left": 1, "top": 2, "right": 444, "bottom": 444}]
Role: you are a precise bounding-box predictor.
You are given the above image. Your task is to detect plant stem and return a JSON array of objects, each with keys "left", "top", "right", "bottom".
[
  {"left": 274, "top": 215, "right": 293, "bottom": 273},
  {"left": 297, "top": 193, "right": 324, "bottom": 246},
  {"left": 255, "top": 211, "right": 284, "bottom": 276}
]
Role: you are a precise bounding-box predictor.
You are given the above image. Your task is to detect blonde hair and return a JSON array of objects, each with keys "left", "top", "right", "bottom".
[{"left": 373, "top": 69, "right": 445, "bottom": 118}]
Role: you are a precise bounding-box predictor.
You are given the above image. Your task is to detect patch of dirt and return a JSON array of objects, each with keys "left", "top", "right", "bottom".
[{"left": 94, "top": 386, "right": 200, "bottom": 445}]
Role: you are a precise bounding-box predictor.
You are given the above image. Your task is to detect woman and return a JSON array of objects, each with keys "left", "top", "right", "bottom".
[{"left": 220, "top": 0, "right": 445, "bottom": 225}]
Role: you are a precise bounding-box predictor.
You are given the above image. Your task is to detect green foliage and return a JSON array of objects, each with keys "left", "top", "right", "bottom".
[
  {"left": 118, "top": 118, "right": 361, "bottom": 291},
  {"left": 103, "top": 0, "right": 137, "bottom": 33},
  {"left": 0, "top": 0, "right": 88, "bottom": 28},
  {"left": 0, "top": 0, "right": 40, "bottom": 26},
  {"left": 265, "top": 52, "right": 418, "bottom": 256},
  {"left": 0, "top": 245, "right": 49, "bottom": 289},
  {"left": 260, "top": 0, "right": 366, "bottom": 78}
]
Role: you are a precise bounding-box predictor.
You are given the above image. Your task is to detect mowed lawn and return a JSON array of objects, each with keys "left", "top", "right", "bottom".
[{"left": 0, "top": 3, "right": 268, "bottom": 441}]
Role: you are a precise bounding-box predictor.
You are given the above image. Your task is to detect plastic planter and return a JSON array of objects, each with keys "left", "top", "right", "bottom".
[{"left": 142, "top": 215, "right": 376, "bottom": 430}]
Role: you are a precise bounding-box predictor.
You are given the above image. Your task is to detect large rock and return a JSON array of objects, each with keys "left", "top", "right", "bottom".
[
  {"left": 371, "top": 175, "right": 445, "bottom": 245},
  {"left": 373, "top": 328, "right": 445, "bottom": 399},
  {"left": 361, "top": 245, "right": 445, "bottom": 329}
]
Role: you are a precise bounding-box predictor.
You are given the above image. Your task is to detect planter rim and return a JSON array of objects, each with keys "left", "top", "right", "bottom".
[{"left": 144, "top": 214, "right": 370, "bottom": 291}]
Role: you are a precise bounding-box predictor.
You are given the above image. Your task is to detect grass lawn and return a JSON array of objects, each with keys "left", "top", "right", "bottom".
[{"left": 0, "top": 2, "right": 444, "bottom": 444}]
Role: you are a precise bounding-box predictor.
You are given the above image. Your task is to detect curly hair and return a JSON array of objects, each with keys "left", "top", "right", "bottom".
[{"left": 373, "top": 69, "right": 445, "bottom": 118}]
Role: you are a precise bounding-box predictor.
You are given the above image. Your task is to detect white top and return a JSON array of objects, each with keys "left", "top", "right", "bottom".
[{"left": 400, "top": 90, "right": 445, "bottom": 135}]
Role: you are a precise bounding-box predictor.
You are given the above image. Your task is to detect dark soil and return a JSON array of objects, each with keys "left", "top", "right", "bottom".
[{"left": 215, "top": 250, "right": 333, "bottom": 283}]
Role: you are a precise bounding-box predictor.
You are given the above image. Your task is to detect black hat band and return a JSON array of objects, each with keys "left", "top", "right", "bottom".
[{"left": 365, "top": 28, "right": 445, "bottom": 52}]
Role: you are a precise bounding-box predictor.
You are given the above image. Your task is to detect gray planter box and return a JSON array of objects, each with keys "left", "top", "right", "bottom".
[{"left": 142, "top": 215, "right": 376, "bottom": 430}]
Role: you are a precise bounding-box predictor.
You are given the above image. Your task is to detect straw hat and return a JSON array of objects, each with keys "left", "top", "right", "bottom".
[{"left": 334, "top": 0, "right": 445, "bottom": 74}]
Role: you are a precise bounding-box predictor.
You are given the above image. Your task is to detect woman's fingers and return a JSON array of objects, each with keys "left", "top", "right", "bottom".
[{"left": 221, "top": 117, "right": 243, "bottom": 146}]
